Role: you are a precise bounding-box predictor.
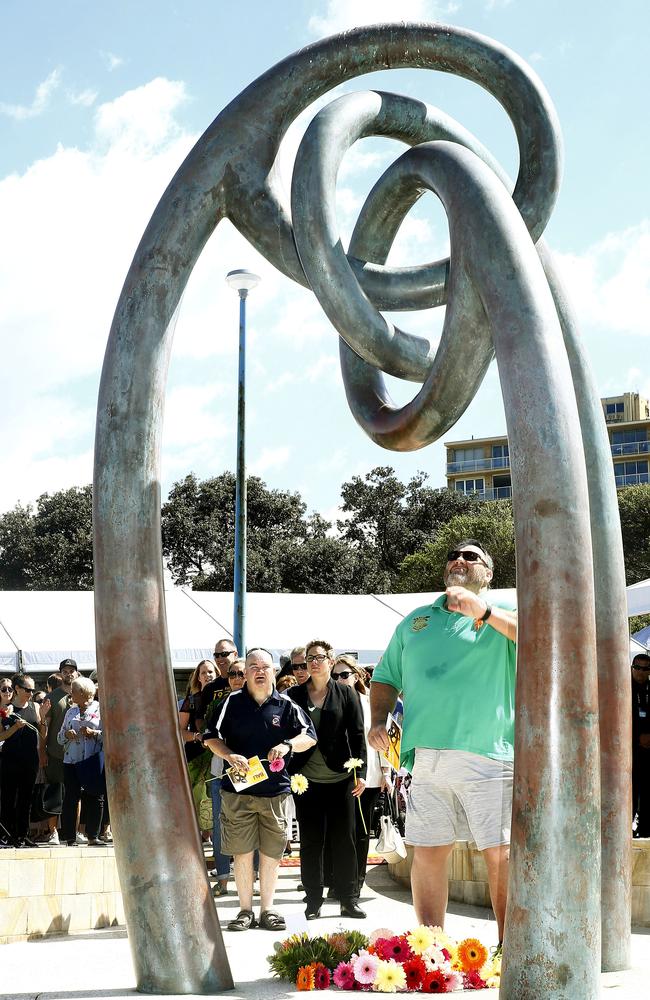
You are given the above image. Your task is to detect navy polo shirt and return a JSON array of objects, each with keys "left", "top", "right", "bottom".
[{"left": 205, "top": 686, "right": 316, "bottom": 796}]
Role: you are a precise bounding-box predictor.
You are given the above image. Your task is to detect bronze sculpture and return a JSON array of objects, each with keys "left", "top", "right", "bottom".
[{"left": 93, "top": 22, "right": 630, "bottom": 998}]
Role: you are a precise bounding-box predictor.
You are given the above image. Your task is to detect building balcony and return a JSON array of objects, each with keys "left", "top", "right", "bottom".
[
  {"left": 458, "top": 486, "right": 513, "bottom": 501},
  {"left": 615, "top": 473, "right": 649, "bottom": 488},
  {"left": 611, "top": 440, "right": 650, "bottom": 457},
  {"left": 446, "top": 456, "right": 510, "bottom": 474}
]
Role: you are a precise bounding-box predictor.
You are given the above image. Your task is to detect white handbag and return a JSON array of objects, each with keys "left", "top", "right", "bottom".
[{"left": 375, "top": 813, "right": 407, "bottom": 864}]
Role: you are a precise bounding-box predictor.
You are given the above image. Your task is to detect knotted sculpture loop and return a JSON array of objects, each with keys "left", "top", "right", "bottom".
[{"left": 93, "top": 22, "right": 630, "bottom": 999}]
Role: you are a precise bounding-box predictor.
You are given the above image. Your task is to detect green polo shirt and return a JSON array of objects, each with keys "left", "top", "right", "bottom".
[{"left": 373, "top": 595, "right": 517, "bottom": 771}]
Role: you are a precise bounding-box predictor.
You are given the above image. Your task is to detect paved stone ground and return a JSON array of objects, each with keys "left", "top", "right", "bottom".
[{"left": 3, "top": 863, "right": 648, "bottom": 999}]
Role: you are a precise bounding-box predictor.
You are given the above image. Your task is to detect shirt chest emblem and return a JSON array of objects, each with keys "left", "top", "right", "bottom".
[
  {"left": 411, "top": 615, "right": 430, "bottom": 632},
  {"left": 272, "top": 715, "right": 281, "bottom": 726}
]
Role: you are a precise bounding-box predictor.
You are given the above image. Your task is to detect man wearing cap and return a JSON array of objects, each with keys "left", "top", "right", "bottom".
[
  {"left": 38, "top": 658, "right": 79, "bottom": 845},
  {"left": 369, "top": 539, "right": 517, "bottom": 946},
  {"left": 204, "top": 647, "right": 316, "bottom": 931},
  {"left": 632, "top": 652, "right": 650, "bottom": 838}
]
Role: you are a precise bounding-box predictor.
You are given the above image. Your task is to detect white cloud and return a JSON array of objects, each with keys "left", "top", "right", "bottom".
[
  {"left": 250, "top": 446, "right": 292, "bottom": 475},
  {"left": 0, "top": 68, "right": 61, "bottom": 120},
  {"left": 68, "top": 88, "right": 98, "bottom": 108},
  {"left": 94, "top": 77, "right": 189, "bottom": 153},
  {"left": 101, "top": 51, "right": 123, "bottom": 72},
  {"left": 557, "top": 222, "right": 650, "bottom": 337},
  {"left": 308, "top": 1, "right": 459, "bottom": 36}
]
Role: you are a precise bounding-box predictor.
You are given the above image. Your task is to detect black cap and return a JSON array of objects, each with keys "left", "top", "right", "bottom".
[{"left": 59, "top": 657, "right": 78, "bottom": 669}]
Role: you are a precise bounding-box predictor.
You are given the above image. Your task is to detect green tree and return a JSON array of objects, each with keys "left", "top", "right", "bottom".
[
  {"left": 398, "top": 501, "right": 516, "bottom": 592},
  {"left": 0, "top": 486, "right": 93, "bottom": 590},
  {"left": 337, "top": 466, "right": 477, "bottom": 589},
  {"left": 617, "top": 484, "right": 650, "bottom": 585}
]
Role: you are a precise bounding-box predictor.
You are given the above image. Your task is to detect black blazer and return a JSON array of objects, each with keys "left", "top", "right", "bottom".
[{"left": 288, "top": 679, "right": 367, "bottom": 779}]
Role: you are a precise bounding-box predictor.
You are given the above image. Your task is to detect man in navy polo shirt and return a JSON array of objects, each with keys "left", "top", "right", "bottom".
[{"left": 204, "top": 647, "right": 316, "bottom": 931}]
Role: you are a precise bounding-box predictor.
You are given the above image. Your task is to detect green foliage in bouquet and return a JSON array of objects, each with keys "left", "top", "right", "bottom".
[{"left": 268, "top": 930, "right": 369, "bottom": 981}]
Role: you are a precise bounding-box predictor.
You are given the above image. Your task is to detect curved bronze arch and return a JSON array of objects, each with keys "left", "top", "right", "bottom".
[{"left": 93, "top": 22, "right": 630, "bottom": 996}]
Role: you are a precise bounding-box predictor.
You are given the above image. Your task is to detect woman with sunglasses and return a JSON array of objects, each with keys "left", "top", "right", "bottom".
[
  {"left": 180, "top": 659, "right": 218, "bottom": 842},
  {"left": 332, "top": 655, "right": 392, "bottom": 899},
  {"left": 288, "top": 640, "right": 367, "bottom": 920},
  {"left": 1, "top": 675, "right": 42, "bottom": 846}
]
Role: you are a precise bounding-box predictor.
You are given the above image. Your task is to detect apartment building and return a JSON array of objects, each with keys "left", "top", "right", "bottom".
[{"left": 444, "top": 392, "right": 650, "bottom": 499}]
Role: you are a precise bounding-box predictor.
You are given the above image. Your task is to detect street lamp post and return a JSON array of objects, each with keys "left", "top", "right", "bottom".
[{"left": 225, "top": 269, "right": 260, "bottom": 656}]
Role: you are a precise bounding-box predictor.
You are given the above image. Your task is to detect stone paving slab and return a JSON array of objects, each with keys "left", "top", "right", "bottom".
[{"left": 2, "top": 865, "right": 648, "bottom": 999}]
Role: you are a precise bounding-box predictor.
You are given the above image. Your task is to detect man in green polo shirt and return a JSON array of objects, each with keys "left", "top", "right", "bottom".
[{"left": 369, "top": 539, "right": 516, "bottom": 945}]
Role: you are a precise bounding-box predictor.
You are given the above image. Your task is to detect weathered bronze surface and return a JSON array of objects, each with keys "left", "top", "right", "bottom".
[{"left": 93, "top": 21, "right": 629, "bottom": 996}]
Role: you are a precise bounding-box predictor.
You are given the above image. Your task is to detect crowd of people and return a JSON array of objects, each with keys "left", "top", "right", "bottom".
[{"left": 0, "top": 536, "right": 648, "bottom": 945}]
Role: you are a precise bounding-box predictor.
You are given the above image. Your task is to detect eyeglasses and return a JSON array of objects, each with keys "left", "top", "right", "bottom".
[
  {"left": 15, "top": 683, "right": 35, "bottom": 694},
  {"left": 447, "top": 549, "right": 488, "bottom": 567},
  {"left": 332, "top": 670, "right": 353, "bottom": 680},
  {"left": 228, "top": 670, "right": 245, "bottom": 679},
  {"left": 306, "top": 653, "right": 328, "bottom": 663},
  {"left": 214, "top": 650, "right": 235, "bottom": 659},
  {"left": 0, "top": 686, "right": 12, "bottom": 693},
  {"left": 291, "top": 663, "right": 308, "bottom": 671}
]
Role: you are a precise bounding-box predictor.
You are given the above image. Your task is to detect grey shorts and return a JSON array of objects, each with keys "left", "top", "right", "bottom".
[
  {"left": 405, "top": 748, "right": 513, "bottom": 851},
  {"left": 220, "top": 791, "right": 290, "bottom": 860}
]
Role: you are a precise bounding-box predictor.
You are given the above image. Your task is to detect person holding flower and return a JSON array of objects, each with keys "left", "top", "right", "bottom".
[
  {"left": 288, "top": 640, "right": 367, "bottom": 920},
  {"left": 204, "top": 647, "right": 316, "bottom": 932}
]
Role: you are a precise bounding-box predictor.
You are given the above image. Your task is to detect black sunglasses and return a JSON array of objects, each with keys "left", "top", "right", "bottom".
[
  {"left": 333, "top": 670, "right": 353, "bottom": 680},
  {"left": 447, "top": 549, "right": 488, "bottom": 566},
  {"left": 228, "top": 670, "right": 245, "bottom": 679},
  {"left": 291, "top": 663, "right": 308, "bottom": 671},
  {"left": 214, "top": 650, "right": 235, "bottom": 659},
  {"left": 0, "top": 686, "right": 12, "bottom": 693},
  {"left": 15, "top": 683, "right": 35, "bottom": 694}
]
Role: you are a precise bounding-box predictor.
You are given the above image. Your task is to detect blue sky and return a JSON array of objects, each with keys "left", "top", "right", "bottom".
[{"left": 1, "top": 0, "right": 648, "bottom": 525}]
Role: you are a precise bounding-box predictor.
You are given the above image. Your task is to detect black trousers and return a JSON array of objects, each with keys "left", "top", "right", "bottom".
[
  {"left": 355, "top": 786, "right": 381, "bottom": 892},
  {"left": 0, "top": 757, "right": 38, "bottom": 842},
  {"left": 61, "top": 763, "right": 103, "bottom": 843},
  {"left": 295, "top": 777, "right": 358, "bottom": 906},
  {"left": 632, "top": 747, "right": 650, "bottom": 836}
]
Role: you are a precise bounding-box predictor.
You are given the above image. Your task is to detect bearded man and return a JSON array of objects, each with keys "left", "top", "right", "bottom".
[{"left": 369, "top": 539, "right": 517, "bottom": 947}]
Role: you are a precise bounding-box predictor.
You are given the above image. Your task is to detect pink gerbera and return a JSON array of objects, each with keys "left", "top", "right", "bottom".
[
  {"left": 352, "top": 951, "right": 379, "bottom": 985},
  {"left": 444, "top": 970, "right": 463, "bottom": 991},
  {"left": 462, "top": 970, "right": 487, "bottom": 990},
  {"left": 268, "top": 757, "right": 285, "bottom": 772},
  {"left": 375, "top": 935, "right": 413, "bottom": 963},
  {"left": 313, "top": 963, "right": 331, "bottom": 990},
  {"left": 333, "top": 962, "right": 355, "bottom": 990}
]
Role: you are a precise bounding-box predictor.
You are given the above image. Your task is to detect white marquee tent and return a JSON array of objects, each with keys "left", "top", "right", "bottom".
[{"left": 1, "top": 581, "right": 649, "bottom": 676}]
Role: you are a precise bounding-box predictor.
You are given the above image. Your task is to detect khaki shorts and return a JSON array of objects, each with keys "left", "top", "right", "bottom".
[
  {"left": 405, "top": 748, "right": 513, "bottom": 851},
  {"left": 220, "top": 791, "right": 290, "bottom": 860}
]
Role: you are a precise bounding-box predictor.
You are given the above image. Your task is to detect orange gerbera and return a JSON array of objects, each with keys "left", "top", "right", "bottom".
[
  {"left": 456, "top": 937, "right": 489, "bottom": 972},
  {"left": 296, "top": 964, "right": 316, "bottom": 991}
]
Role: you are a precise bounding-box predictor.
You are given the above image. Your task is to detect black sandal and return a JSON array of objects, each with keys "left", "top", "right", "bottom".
[
  {"left": 259, "top": 909, "right": 286, "bottom": 931},
  {"left": 227, "top": 909, "right": 257, "bottom": 931}
]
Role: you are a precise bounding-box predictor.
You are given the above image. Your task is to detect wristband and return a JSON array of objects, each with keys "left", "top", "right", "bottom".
[
  {"left": 473, "top": 604, "right": 492, "bottom": 630},
  {"left": 283, "top": 741, "right": 292, "bottom": 753}
]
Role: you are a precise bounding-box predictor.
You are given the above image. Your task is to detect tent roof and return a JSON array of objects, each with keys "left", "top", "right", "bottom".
[{"left": 1, "top": 581, "right": 647, "bottom": 675}]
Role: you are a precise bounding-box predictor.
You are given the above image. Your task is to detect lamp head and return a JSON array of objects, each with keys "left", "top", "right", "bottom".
[{"left": 226, "top": 269, "right": 261, "bottom": 292}]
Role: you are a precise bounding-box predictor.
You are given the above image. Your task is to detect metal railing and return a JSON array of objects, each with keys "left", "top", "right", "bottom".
[
  {"left": 457, "top": 485, "right": 513, "bottom": 500},
  {"left": 615, "top": 473, "right": 649, "bottom": 488},
  {"left": 447, "top": 455, "right": 510, "bottom": 473},
  {"left": 611, "top": 440, "right": 649, "bottom": 456}
]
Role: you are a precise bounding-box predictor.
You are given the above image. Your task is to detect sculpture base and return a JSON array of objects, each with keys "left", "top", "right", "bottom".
[{"left": 388, "top": 839, "right": 650, "bottom": 927}]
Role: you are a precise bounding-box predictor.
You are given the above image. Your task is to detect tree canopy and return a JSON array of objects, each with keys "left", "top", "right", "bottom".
[{"left": 0, "top": 473, "right": 648, "bottom": 599}]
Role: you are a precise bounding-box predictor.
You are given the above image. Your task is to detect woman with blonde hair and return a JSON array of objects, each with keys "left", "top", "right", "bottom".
[{"left": 179, "top": 659, "right": 217, "bottom": 839}]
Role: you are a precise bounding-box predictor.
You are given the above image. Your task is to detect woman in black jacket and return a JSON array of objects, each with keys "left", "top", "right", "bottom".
[{"left": 288, "top": 639, "right": 367, "bottom": 920}]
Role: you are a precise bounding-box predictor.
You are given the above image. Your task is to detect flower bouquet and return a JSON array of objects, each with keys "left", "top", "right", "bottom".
[{"left": 268, "top": 926, "right": 500, "bottom": 992}]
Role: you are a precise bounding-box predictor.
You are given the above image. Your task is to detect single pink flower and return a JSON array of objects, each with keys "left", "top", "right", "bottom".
[
  {"left": 268, "top": 757, "right": 285, "bottom": 772},
  {"left": 352, "top": 951, "right": 379, "bottom": 985},
  {"left": 333, "top": 962, "right": 355, "bottom": 990},
  {"left": 462, "top": 970, "right": 487, "bottom": 990},
  {"left": 444, "top": 970, "right": 463, "bottom": 991}
]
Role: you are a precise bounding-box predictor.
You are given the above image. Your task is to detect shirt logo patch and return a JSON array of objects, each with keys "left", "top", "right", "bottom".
[
  {"left": 411, "top": 615, "right": 430, "bottom": 632},
  {"left": 272, "top": 715, "right": 281, "bottom": 726}
]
